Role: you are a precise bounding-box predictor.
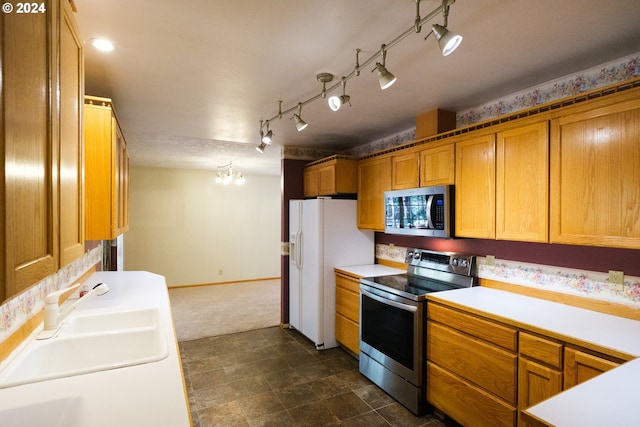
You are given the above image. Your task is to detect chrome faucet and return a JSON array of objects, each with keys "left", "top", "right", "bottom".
[{"left": 38, "top": 282, "right": 110, "bottom": 339}]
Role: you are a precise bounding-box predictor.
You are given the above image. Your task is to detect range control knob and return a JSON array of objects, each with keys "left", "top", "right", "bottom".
[
  {"left": 414, "top": 251, "right": 421, "bottom": 259},
  {"left": 451, "top": 258, "right": 459, "bottom": 266},
  {"left": 460, "top": 259, "right": 469, "bottom": 268}
]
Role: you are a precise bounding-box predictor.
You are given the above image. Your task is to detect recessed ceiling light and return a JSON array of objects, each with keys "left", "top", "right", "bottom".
[{"left": 91, "top": 38, "right": 114, "bottom": 52}]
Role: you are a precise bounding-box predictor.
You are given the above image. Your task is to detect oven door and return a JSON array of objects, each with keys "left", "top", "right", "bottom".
[{"left": 359, "top": 283, "right": 424, "bottom": 386}]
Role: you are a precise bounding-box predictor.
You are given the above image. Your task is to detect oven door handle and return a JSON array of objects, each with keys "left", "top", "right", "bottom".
[{"left": 361, "top": 288, "right": 418, "bottom": 313}]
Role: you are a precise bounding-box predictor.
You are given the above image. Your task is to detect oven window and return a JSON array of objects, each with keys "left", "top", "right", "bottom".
[{"left": 361, "top": 293, "right": 414, "bottom": 369}]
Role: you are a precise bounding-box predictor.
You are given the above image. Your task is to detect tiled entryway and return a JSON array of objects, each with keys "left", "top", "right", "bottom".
[{"left": 179, "top": 326, "right": 452, "bottom": 427}]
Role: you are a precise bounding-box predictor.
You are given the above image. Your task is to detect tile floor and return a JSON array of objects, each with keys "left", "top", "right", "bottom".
[{"left": 179, "top": 326, "right": 456, "bottom": 427}]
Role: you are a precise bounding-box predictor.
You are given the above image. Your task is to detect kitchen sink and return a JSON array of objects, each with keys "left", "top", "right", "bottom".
[
  {"left": 0, "top": 313, "right": 169, "bottom": 388},
  {"left": 64, "top": 308, "right": 160, "bottom": 334}
]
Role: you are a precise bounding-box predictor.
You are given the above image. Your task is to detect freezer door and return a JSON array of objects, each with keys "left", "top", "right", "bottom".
[{"left": 288, "top": 200, "right": 302, "bottom": 330}]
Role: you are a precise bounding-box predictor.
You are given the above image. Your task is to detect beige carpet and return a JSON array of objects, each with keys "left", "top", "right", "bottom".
[{"left": 168, "top": 279, "right": 281, "bottom": 342}]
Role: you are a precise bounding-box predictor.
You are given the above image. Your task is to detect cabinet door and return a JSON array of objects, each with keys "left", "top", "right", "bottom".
[
  {"left": 58, "top": 0, "right": 85, "bottom": 266},
  {"left": 303, "top": 167, "right": 318, "bottom": 198},
  {"left": 84, "top": 103, "right": 114, "bottom": 240},
  {"left": 2, "top": 0, "right": 59, "bottom": 299},
  {"left": 357, "top": 156, "right": 392, "bottom": 230},
  {"left": 455, "top": 134, "right": 496, "bottom": 238},
  {"left": 317, "top": 164, "right": 336, "bottom": 195},
  {"left": 496, "top": 122, "right": 549, "bottom": 242},
  {"left": 518, "top": 358, "right": 562, "bottom": 425},
  {"left": 550, "top": 99, "right": 640, "bottom": 248},
  {"left": 563, "top": 347, "right": 620, "bottom": 390},
  {"left": 391, "top": 152, "right": 419, "bottom": 189},
  {"left": 419, "top": 142, "right": 455, "bottom": 186}
]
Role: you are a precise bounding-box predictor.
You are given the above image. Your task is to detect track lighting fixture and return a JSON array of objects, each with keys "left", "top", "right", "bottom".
[
  {"left": 293, "top": 103, "right": 308, "bottom": 131},
  {"left": 328, "top": 77, "right": 351, "bottom": 111},
  {"left": 257, "top": 0, "right": 462, "bottom": 147},
  {"left": 215, "top": 162, "right": 245, "bottom": 185},
  {"left": 373, "top": 45, "right": 397, "bottom": 90}
]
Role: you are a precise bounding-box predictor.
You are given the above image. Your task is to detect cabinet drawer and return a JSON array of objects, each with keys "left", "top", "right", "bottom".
[
  {"left": 427, "top": 321, "right": 517, "bottom": 405},
  {"left": 520, "top": 332, "right": 563, "bottom": 369},
  {"left": 427, "top": 362, "right": 516, "bottom": 427},
  {"left": 335, "top": 313, "right": 359, "bottom": 355},
  {"left": 336, "top": 287, "right": 359, "bottom": 323},
  {"left": 428, "top": 302, "right": 517, "bottom": 352},
  {"left": 335, "top": 274, "right": 360, "bottom": 294}
]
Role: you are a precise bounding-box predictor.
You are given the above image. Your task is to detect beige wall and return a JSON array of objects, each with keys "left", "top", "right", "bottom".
[{"left": 124, "top": 167, "right": 281, "bottom": 287}]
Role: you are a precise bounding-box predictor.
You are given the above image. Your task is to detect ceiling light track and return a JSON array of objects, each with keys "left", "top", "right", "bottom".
[{"left": 256, "top": 0, "right": 459, "bottom": 152}]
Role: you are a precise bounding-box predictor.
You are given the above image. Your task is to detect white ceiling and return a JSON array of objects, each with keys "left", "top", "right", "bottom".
[{"left": 74, "top": 0, "right": 640, "bottom": 176}]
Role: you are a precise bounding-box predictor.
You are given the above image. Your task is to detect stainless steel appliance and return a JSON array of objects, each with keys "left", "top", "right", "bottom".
[
  {"left": 384, "top": 186, "right": 453, "bottom": 238},
  {"left": 359, "top": 248, "right": 475, "bottom": 415}
]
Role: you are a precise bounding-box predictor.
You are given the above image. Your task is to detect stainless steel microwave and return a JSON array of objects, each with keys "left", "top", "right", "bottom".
[{"left": 384, "top": 185, "right": 453, "bottom": 238}]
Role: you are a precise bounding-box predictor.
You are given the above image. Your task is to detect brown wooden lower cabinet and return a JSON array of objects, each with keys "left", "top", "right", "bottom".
[
  {"left": 334, "top": 271, "right": 361, "bottom": 355},
  {"left": 426, "top": 301, "right": 630, "bottom": 427},
  {"left": 427, "top": 362, "right": 517, "bottom": 427}
]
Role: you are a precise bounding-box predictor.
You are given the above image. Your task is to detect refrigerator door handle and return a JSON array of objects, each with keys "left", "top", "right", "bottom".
[{"left": 296, "top": 231, "right": 303, "bottom": 269}]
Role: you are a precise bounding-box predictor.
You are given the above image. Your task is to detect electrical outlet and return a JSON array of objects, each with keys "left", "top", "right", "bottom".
[
  {"left": 608, "top": 270, "right": 624, "bottom": 291},
  {"left": 486, "top": 255, "right": 496, "bottom": 266}
]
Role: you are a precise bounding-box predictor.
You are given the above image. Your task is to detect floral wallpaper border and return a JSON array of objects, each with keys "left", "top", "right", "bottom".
[
  {"left": 376, "top": 244, "right": 640, "bottom": 308},
  {"left": 0, "top": 246, "right": 102, "bottom": 343},
  {"left": 349, "top": 52, "right": 640, "bottom": 157}
]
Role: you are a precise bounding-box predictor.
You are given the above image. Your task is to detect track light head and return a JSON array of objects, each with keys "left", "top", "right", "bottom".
[
  {"left": 261, "top": 121, "right": 273, "bottom": 144},
  {"left": 262, "top": 129, "right": 273, "bottom": 144},
  {"left": 432, "top": 23, "right": 462, "bottom": 56},
  {"left": 328, "top": 77, "right": 352, "bottom": 111},
  {"left": 328, "top": 94, "right": 351, "bottom": 111},
  {"left": 256, "top": 142, "right": 267, "bottom": 153},
  {"left": 294, "top": 114, "right": 308, "bottom": 131},
  {"left": 375, "top": 63, "right": 397, "bottom": 90},
  {"left": 293, "top": 103, "right": 308, "bottom": 131}
]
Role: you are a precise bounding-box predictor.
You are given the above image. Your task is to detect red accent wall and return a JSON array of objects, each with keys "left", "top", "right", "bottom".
[
  {"left": 376, "top": 233, "right": 640, "bottom": 276},
  {"left": 281, "top": 159, "right": 307, "bottom": 324}
]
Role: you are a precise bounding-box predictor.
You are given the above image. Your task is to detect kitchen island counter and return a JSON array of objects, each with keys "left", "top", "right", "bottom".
[{"left": 427, "top": 286, "right": 640, "bottom": 426}]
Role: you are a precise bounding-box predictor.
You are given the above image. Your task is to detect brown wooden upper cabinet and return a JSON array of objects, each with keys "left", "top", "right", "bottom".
[
  {"left": 419, "top": 141, "right": 455, "bottom": 187},
  {"left": 550, "top": 94, "right": 640, "bottom": 249},
  {"left": 496, "top": 121, "right": 549, "bottom": 243},
  {"left": 84, "top": 96, "right": 130, "bottom": 240},
  {"left": 1, "top": 0, "right": 84, "bottom": 301},
  {"left": 455, "top": 120, "right": 550, "bottom": 242},
  {"left": 391, "top": 151, "right": 419, "bottom": 189},
  {"left": 303, "top": 155, "right": 357, "bottom": 198},
  {"left": 455, "top": 133, "right": 497, "bottom": 239},
  {"left": 357, "top": 156, "right": 392, "bottom": 231}
]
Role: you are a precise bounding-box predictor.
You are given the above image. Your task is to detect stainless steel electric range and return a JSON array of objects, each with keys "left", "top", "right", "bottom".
[{"left": 359, "top": 248, "right": 476, "bottom": 415}]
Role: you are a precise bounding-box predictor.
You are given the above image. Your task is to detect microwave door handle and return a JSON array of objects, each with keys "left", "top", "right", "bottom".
[
  {"left": 425, "top": 195, "right": 434, "bottom": 229},
  {"left": 361, "top": 288, "right": 418, "bottom": 313}
]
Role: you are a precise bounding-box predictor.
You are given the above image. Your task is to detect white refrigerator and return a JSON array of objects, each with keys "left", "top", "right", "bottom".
[{"left": 289, "top": 198, "right": 374, "bottom": 350}]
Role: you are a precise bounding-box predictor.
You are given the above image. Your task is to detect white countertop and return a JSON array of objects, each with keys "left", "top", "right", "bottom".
[
  {"left": 335, "top": 264, "right": 405, "bottom": 278},
  {"left": 428, "top": 286, "right": 640, "bottom": 426},
  {"left": 0, "top": 271, "right": 191, "bottom": 427}
]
